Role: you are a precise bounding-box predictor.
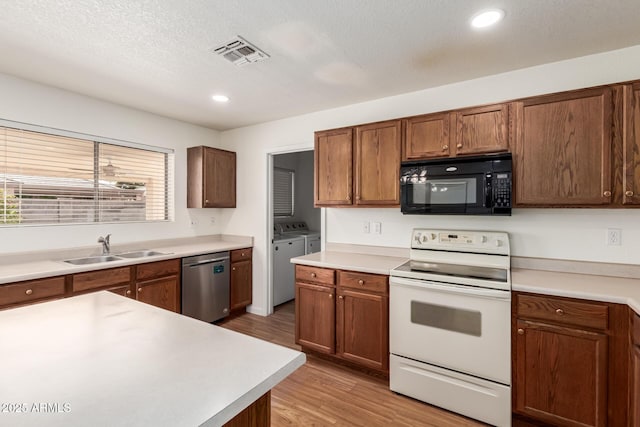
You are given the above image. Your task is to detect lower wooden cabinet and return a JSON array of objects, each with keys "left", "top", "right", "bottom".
[
  {"left": 0, "top": 276, "right": 66, "bottom": 309},
  {"left": 513, "top": 292, "right": 629, "bottom": 427},
  {"left": 135, "top": 276, "right": 179, "bottom": 312},
  {"left": 230, "top": 248, "right": 252, "bottom": 311},
  {"left": 295, "top": 265, "right": 389, "bottom": 373},
  {"left": 632, "top": 312, "right": 640, "bottom": 427}
]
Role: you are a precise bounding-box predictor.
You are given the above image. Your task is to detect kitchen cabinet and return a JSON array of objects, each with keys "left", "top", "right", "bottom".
[
  {"left": 454, "top": 103, "right": 509, "bottom": 156},
  {"left": 187, "top": 145, "right": 236, "bottom": 208},
  {"left": 354, "top": 120, "right": 401, "bottom": 205},
  {"left": 0, "top": 276, "right": 66, "bottom": 309},
  {"left": 295, "top": 265, "right": 389, "bottom": 373},
  {"left": 512, "top": 87, "right": 613, "bottom": 206},
  {"left": 402, "top": 112, "right": 451, "bottom": 160},
  {"left": 336, "top": 271, "right": 388, "bottom": 371},
  {"left": 230, "top": 248, "right": 252, "bottom": 311},
  {"left": 314, "top": 120, "right": 401, "bottom": 207},
  {"left": 134, "top": 259, "right": 180, "bottom": 312},
  {"left": 513, "top": 292, "right": 629, "bottom": 427},
  {"left": 295, "top": 265, "right": 336, "bottom": 354},
  {"left": 314, "top": 128, "right": 353, "bottom": 206},
  {"left": 631, "top": 311, "right": 640, "bottom": 427},
  {"left": 620, "top": 81, "right": 640, "bottom": 205}
]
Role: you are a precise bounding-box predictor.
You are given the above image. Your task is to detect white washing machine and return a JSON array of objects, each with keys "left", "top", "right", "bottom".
[
  {"left": 272, "top": 234, "right": 305, "bottom": 306},
  {"left": 276, "top": 221, "right": 321, "bottom": 254}
]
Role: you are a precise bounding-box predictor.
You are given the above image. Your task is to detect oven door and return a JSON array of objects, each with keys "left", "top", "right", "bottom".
[
  {"left": 400, "top": 172, "right": 489, "bottom": 214},
  {"left": 389, "top": 276, "right": 511, "bottom": 384}
]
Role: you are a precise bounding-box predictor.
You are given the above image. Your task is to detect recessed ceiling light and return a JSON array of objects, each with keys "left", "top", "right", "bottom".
[
  {"left": 470, "top": 9, "right": 505, "bottom": 28},
  {"left": 212, "top": 94, "right": 229, "bottom": 103}
]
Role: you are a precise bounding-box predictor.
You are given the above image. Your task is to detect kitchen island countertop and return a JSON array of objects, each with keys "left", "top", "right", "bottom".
[{"left": 0, "top": 291, "right": 305, "bottom": 426}]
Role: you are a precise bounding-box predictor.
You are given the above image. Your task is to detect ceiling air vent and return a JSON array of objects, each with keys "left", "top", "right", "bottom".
[{"left": 213, "top": 36, "right": 269, "bottom": 67}]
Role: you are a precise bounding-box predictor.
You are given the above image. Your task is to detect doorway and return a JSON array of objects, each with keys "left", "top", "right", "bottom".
[{"left": 268, "top": 149, "right": 320, "bottom": 314}]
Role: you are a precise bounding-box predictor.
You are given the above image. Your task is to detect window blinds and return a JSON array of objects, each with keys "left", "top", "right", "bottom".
[
  {"left": 273, "top": 167, "right": 294, "bottom": 217},
  {"left": 0, "top": 125, "right": 174, "bottom": 225}
]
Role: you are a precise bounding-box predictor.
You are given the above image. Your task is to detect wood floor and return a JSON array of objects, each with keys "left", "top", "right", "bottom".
[{"left": 219, "top": 302, "right": 485, "bottom": 427}]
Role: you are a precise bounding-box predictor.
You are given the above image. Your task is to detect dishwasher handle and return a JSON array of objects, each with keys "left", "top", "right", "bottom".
[{"left": 186, "top": 256, "right": 229, "bottom": 267}]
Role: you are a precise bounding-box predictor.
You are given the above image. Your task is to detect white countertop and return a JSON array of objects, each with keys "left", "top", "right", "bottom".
[
  {"left": 512, "top": 268, "right": 640, "bottom": 315},
  {"left": 290, "top": 250, "right": 407, "bottom": 276},
  {"left": 0, "top": 235, "right": 253, "bottom": 285},
  {"left": 0, "top": 292, "right": 305, "bottom": 426}
]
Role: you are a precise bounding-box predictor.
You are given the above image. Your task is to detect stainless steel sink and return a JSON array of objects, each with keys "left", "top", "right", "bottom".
[
  {"left": 64, "top": 255, "right": 123, "bottom": 265},
  {"left": 115, "top": 250, "right": 167, "bottom": 258}
]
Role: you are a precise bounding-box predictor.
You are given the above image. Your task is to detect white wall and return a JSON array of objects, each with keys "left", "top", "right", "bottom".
[
  {"left": 0, "top": 73, "right": 223, "bottom": 254},
  {"left": 220, "top": 44, "right": 640, "bottom": 315}
]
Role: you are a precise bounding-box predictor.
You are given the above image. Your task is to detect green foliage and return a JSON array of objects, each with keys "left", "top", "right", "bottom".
[{"left": 0, "top": 189, "right": 20, "bottom": 224}]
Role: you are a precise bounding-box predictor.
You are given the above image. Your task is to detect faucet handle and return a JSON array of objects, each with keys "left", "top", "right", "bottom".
[
  {"left": 98, "top": 234, "right": 111, "bottom": 243},
  {"left": 104, "top": 234, "right": 111, "bottom": 243}
]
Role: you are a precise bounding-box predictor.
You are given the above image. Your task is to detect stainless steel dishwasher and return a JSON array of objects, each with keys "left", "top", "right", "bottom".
[{"left": 181, "top": 252, "right": 230, "bottom": 322}]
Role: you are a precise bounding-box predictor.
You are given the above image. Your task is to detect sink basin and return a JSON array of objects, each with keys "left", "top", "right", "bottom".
[
  {"left": 64, "top": 255, "right": 123, "bottom": 265},
  {"left": 115, "top": 250, "right": 167, "bottom": 258}
]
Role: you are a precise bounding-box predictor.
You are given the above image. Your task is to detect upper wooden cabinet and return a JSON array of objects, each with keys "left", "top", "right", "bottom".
[
  {"left": 315, "top": 121, "right": 401, "bottom": 207},
  {"left": 187, "top": 146, "right": 236, "bottom": 208},
  {"left": 354, "top": 120, "right": 401, "bottom": 205},
  {"left": 512, "top": 87, "right": 613, "bottom": 206},
  {"left": 454, "top": 103, "right": 509, "bottom": 156},
  {"left": 621, "top": 82, "right": 640, "bottom": 205},
  {"left": 402, "top": 112, "right": 451, "bottom": 160},
  {"left": 314, "top": 128, "right": 353, "bottom": 206}
]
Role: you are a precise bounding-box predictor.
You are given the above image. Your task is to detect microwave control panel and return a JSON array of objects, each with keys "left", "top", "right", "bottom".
[{"left": 492, "top": 172, "right": 512, "bottom": 208}]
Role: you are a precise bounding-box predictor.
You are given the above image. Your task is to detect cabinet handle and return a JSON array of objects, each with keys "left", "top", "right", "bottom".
[
  {"left": 241, "top": 252, "right": 245, "bottom": 257},
  {"left": 329, "top": 293, "right": 333, "bottom": 298},
  {"left": 517, "top": 328, "right": 524, "bottom": 335},
  {"left": 358, "top": 279, "right": 364, "bottom": 285},
  {"left": 338, "top": 295, "right": 343, "bottom": 300},
  {"left": 25, "top": 289, "right": 33, "bottom": 295},
  {"left": 232, "top": 267, "right": 236, "bottom": 271},
  {"left": 442, "top": 145, "right": 448, "bottom": 150},
  {"left": 311, "top": 272, "right": 316, "bottom": 278},
  {"left": 347, "top": 195, "right": 351, "bottom": 201},
  {"left": 603, "top": 190, "right": 612, "bottom": 197},
  {"left": 555, "top": 308, "right": 564, "bottom": 315},
  {"left": 626, "top": 190, "right": 634, "bottom": 197},
  {"left": 456, "top": 143, "right": 463, "bottom": 149},
  {"left": 137, "top": 288, "right": 142, "bottom": 293},
  {"left": 126, "top": 290, "right": 131, "bottom": 295}
]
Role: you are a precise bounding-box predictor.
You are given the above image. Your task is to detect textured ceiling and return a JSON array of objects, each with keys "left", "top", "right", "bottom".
[{"left": 1, "top": 0, "right": 640, "bottom": 130}]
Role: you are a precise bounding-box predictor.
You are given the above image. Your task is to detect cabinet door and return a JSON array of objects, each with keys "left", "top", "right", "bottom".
[
  {"left": 136, "top": 276, "right": 179, "bottom": 312},
  {"left": 355, "top": 120, "right": 401, "bottom": 205},
  {"left": 513, "top": 88, "right": 613, "bottom": 206},
  {"left": 204, "top": 147, "right": 236, "bottom": 208},
  {"left": 632, "top": 345, "right": 640, "bottom": 427},
  {"left": 515, "top": 320, "right": 608, "bottom": 427},
  {"left": 403, "top": 113, "right": 451, "bottom": 160},
  {"left": 314, "top": 128, "right": 353, "bottom": 206},
  {"left": 623, "top": 82, "right": 640, "bottom": 205},
  {"left": 454, "top": 104, "right": 508, "bottom": 156},
  {"left": 336, "top": 288, "right": 388, "bottom": 371},
  {"left": 230, "top": 259, "right": 252, "bottom": 310},
  {"left": 295, "top": 282, "right": 335, "bottom": 354}
]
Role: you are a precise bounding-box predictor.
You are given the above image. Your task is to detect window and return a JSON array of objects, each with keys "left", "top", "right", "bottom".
[
  {"left": 0, "top": 122, "right": 174, "bottom": 225},
  {"left": 273, "top": 167, "right": 294, "bottom": 217}
]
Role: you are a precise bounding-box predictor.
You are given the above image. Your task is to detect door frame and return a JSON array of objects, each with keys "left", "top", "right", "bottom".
[{"left": 266, "top": 146, "right": 324, "bottom": 315}]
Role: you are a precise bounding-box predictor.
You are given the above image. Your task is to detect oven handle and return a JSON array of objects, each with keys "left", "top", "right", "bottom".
[{"left": 390, "top": 276, "right": 511, "bottom": 300}]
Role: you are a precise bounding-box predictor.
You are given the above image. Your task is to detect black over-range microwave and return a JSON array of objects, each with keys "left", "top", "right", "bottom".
[{"left": 400, "top": 153, "right": 512, "bottom": 215}]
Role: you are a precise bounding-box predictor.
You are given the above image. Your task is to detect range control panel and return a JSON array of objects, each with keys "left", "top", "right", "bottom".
[{"left": 410, "top": 229, "right": 510, "bottom": 255}]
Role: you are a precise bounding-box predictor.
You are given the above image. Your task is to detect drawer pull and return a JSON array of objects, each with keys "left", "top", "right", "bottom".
[
  {"left": 555, "top": 308, "right": 564, "bottom": 315},
  {"left": 626, "top": 190, "right": 634, "bottom": 197},
  {"left": 329, "top": 293, "right": 333, "bottom": 299},
  {"left": 456, "top": 143, "right": 463, "bottom": 149},
  {"left": 232, "top": 267, "right": 236, "bottom": 271},
  {"left": 517, "top": 328, "right": 524, "bottom": 335},
  {"left": 311, "top": 272, "right": 316, "bottom": 278},
  {"left": 137, "top": 288, "right": 142, "bottom": 293},
  {"left": 603, "top": 190, "right": 612, "bottom": 197},
  {"left": 358, "top": 279, "right": 364, "bottom": 285},
  {"left": 442, "top": 145, "right": 448, "bottom": 150},
  {"left": 241, "top": 252, "right": 245, "bottom": 257},
  {"left": 25, "top": 289, "right": 33, "bottom": 295},
  {"left": 338, "top": 295, "right": 343, "bottom": 300},
  {"left": 126, "top": 290, "right": 131, "bottom": 295}
]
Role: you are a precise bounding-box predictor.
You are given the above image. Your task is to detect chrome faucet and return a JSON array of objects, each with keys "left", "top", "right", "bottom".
[{"left": 98, "top": 234, "right": 111, "bottom": 255}]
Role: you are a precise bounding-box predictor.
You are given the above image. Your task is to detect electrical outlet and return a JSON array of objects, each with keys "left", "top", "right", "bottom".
[
  {"left": 607, "top": 228, "right": 622, "bottom": 246},
  {"left": 372, "top": 222, "right": 382, "bottom": 234},
  {"left": 362, "top": 221, "right": 370, "bottom": 234}
]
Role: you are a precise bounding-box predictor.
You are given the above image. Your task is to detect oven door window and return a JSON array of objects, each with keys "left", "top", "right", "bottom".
[{"left": 403, "top": 175, "right": 483, "bottom": 212}]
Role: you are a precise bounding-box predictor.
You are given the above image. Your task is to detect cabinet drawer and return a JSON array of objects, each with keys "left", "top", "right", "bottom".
[
  {"left": 0, "top": 276, "right": 66, "bottom": 306},
  {"left": 517, "top": 294, "right": 609, "bottom": 330},
  {"left": 231, "top": 248, "right": 252, "bottom": 263},
  {"left": 295, "top": 265, "right": 335, "bottom": 286},
  {"left": 136, "top": 259, "right": 180, "bottom": 281},
  {"left": 633, "top": 311, "right": 640, "bottom": 346},
  {"left": 338, "top": 270, "right": 388, "bottom": 294},
  {"left": 72, "top": 267, "right": 131, "bottom": 293}
]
